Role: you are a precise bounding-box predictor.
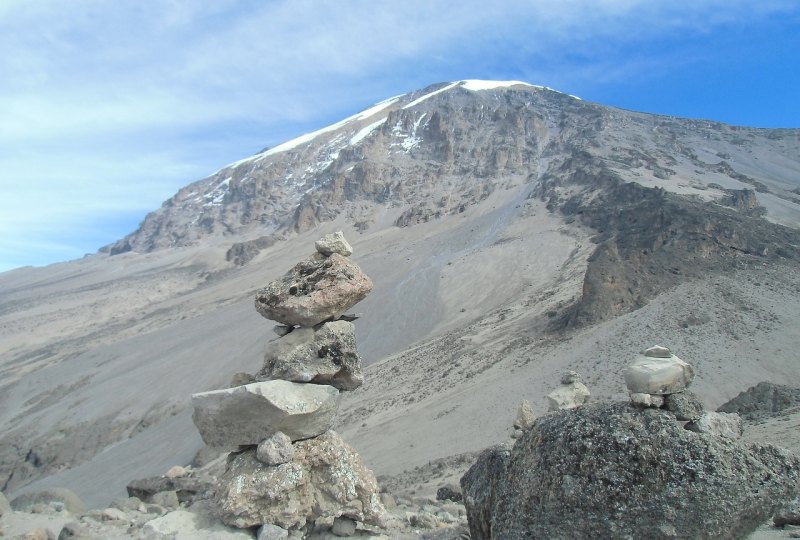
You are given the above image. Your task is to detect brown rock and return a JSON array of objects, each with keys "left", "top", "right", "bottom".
[
  {"left": 215, "top": 430, "right": 385, "bottom": 530},
  {"left": 254, "top": 253, "right": 373, "bottom": 327}
]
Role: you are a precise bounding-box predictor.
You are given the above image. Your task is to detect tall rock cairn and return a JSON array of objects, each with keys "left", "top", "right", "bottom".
[{"left": 191, "top": 232, "right": 385, "bottom": 534}]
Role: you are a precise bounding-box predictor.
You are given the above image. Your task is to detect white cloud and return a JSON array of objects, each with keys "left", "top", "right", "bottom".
[{"left": 0, "top": 0, "right": 797, "bottom": 270}]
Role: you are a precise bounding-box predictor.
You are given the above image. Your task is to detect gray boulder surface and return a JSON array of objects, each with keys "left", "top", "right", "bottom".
[
  {"left": 774, "top": 497, "right": 800, "bottom": 527},
  {"left": 215, "top": 430, "right": 385, "bottom": 530},
  {"left": 254, "top": 253, "right": 373, "bottom": 327},
  {"left": 191, "top": 380, "right": 340, "bottom": 449},
  {"left": 460, "top": 444, "right": 512, "bottom": 540},
  {"left": 663, "top": 390, "right": 705, "bottom": 420},
  {"left": 256, "top": 320, "right": 364, "bottom": 391},
  {"left": 718, "top": 381, "right": 800, "bottom": 420},
  {"left": 624, "top": 353, "right": 695, "bottom": 394},
  {"left": 0, "top": 490, "right": 10, "bottom": 517},
  {"left": 460, "top": 402, "right": 800, "bottom": 539}
]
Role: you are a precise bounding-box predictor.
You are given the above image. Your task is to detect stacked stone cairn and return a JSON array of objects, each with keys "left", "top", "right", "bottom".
[
  {"left": 546, "top": 369, "right": 591, "bottom": 412},
  {"left": 190, "top": 232, "right": 385, "bottom": 536},
  {"left": 624, "top": 345, "right": 743, "bottom": 438}
]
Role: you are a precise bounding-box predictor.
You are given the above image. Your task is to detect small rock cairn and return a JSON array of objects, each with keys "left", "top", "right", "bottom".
[
  {"left": 625, "top": 345, "right": 742, "bottom": 439},
  {"left": 190, "top": 232, "right": 385, "bottom": 535}
]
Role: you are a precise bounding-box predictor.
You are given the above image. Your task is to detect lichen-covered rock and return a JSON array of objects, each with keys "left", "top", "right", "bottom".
[
  {"left": 685, "top": 411, "right": 744, "bottom": 440},
  {"left": 255, "top": 253, "right": 373, "bottom": 327},
  {"left": 315, "top": 231, "right": 353, "bottom": 257},
  {"left": 663, "top": 390, "right": 705, "bottom": 421},
  {"left": 460, "top": 402, "right": 800, "bottom": 539},
  {"left": 192, "top": 381, "right": 339, "bottom": 449},
  {"left": 215, "top": 430, "right": 385, "bottom": 530},
  {"left": 624, "top": 353, "right": 694, "bottom": 395},
  {"left": 460, "top": 445, "right": 511, "bottom": 540},
  {"left": 774, "top": 497, "right": 800, "bottom": 527},
  {"left": 256, "top": 320, "right": 363, "bottom": 391}
]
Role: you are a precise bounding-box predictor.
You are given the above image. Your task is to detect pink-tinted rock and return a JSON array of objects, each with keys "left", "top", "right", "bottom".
[{"left": 255, "top": 253, "right": 373, "bottom": 327}]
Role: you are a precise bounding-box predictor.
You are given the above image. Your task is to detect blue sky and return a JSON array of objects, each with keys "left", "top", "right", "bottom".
[{"left": 1, "top": 1, "right": 799, "bottom": 272}]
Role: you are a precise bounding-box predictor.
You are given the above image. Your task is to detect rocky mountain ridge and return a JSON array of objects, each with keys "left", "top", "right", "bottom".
[{"left": 2, "top": 80, "right": 800, "bottom": 515}]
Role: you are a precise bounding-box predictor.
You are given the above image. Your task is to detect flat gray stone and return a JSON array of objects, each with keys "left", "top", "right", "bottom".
[{"left": 191, "top": 381, "right": 340, "bottom": 449}]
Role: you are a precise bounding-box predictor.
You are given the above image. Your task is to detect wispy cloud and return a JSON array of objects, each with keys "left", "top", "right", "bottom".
[{"left": 1, "top": 0, "right": 798, "bottom": 271}]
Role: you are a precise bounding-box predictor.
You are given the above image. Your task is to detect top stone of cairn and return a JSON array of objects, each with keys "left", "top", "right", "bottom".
[
  {"left": 315, "top": 231, "right": 353, "bottom": 257},
  {"left": 255, "top": 234, "right": 372, "bottom": 327},
  {"left": 624, "top": 346, "right": 695, "bottom": 395}
]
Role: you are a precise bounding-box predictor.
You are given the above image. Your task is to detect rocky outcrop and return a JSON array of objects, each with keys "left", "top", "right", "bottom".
[
  {"left": 254, "top": 253, "right": 373, "bottom": 327},
  {"left": 461, "top": 402, "right": 800, "bottom": 539},
  {"left": 215, "top": 430, "right": 383, "bottom": 530},
  {"left": 718, "top": 381, "right": 800, "bottom": 420}
]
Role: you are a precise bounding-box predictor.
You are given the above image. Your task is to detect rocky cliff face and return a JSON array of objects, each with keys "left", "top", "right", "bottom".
[{"left": 104, "top": 80, "right": 800, "bottom": 258}]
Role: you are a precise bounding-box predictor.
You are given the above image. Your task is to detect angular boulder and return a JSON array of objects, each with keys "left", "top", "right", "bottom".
[
  {"left": 255, "top": 253, "right": 373, "bottom": 327},
  {"left": 513, "top": 399, "right": 536, "bottom": 430},
  {"left": 315, "top": 231, "right": 353, "bottom": 257},
  {"left": 256, "top": 431, "right": 294, "bottom": 466},
  {"left": 191, "top": 381, "right": 340, "bottom": 449},
  {"left": 461, "top": 402, "right": 800, "bottom": 539},
  {"left": 546, "top": 375, "right": 590, "bottom": 412},
  {"left": 256, "top": 320, "right": 363, "bottom": 391},
  {"left": 624, "top": 353, "right": 694, "bottom": 395},
  {"left": 215, "top": 430, "right": 385, "bottom": 530},
  {"left": 663, "top": 390, "right": 705, "bottom": 421},
  {"left": 686, "top": 411, "right": 744, "bottom": 440}
]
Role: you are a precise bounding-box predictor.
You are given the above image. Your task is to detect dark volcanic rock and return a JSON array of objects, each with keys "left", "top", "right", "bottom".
[
  {"left": 718, "top": 382, "right": 800, "bottom": 421},
  {"left": 460, "top": 402, "right": 800, "bottom": 540},
  {"left": 254, "top": 253, "right": 373, "bottom": 327},
  {"left": 535, "top": 153, "right": 800, "bottom": 327},
  {"left": 663, "top": 390, "right": 705, "bottom": 421}
]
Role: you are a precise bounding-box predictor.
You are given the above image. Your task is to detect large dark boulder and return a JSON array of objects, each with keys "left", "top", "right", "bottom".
[{"left": 461, "top": 402, "right": 800, "bottom": 539}]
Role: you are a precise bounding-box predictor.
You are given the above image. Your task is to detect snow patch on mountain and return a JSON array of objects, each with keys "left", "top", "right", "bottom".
[
  {"left": 403, "top": 81, "right": 461, "bottom": 110},
  {"left": 225, "top": 95, "right": 401, "bottom": 168},
  {"left": 350, "top": 118, "right": 387, "bottom": 145},
  {"left": 460, "top": 80, "right": 533, "bottom": 91},
  {"left": 202, "top": 177, "right": 230, "bottom": 207}
]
